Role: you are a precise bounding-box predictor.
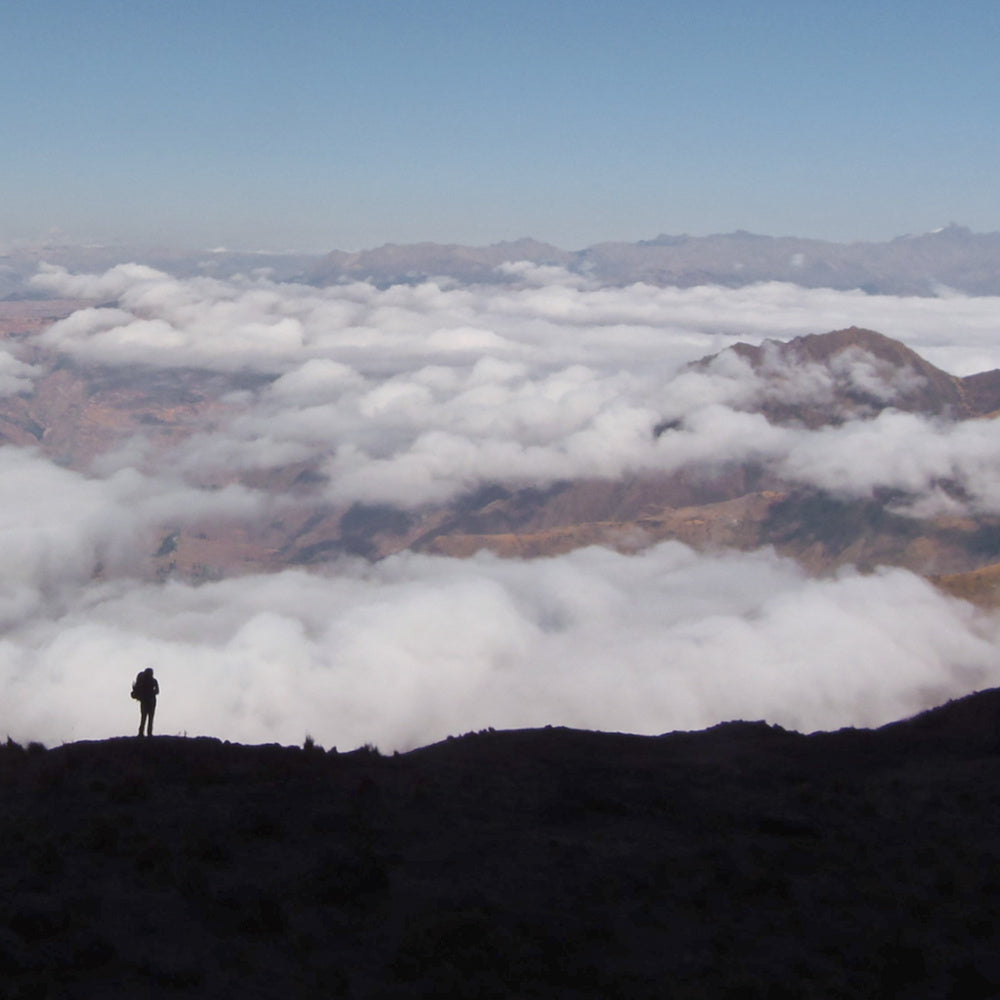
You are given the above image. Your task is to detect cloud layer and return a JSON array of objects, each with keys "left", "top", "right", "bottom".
[
  {"left": 4, "top": 544, "right": 998, "bottom": 751},
  {"left": 31, "top": 264, "right": 1000, "bottom": 512},
  {"left": 3, "top": 264, "right": 1000, "bottom": 747}
]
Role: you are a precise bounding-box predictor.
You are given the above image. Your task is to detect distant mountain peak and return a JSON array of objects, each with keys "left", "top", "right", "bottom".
[{"left": 692, "top": 328, "right": 975, "bottom": 427}]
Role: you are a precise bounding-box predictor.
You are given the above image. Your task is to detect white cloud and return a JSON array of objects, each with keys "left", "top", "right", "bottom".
[
  {"left": 7, "top": 265, "right": 1000, "bottom": 748},
  {"left": 0, "top": 349, "right": 42, "bottom": 396},
  {"left": 0, "top": 447, "right": 270, "bottom": 626},
  {"left": 25, "top": 264, "right": 1000, "bottom": 514},
  {"left": 2, "top": 544, "right": 997, "bottom": 751},
  {"left": 779, "top": 411, "right": 1000, "bottom": 510},
  {"left": 33, "top": 263, "right": 1000, "bottom": 375}
]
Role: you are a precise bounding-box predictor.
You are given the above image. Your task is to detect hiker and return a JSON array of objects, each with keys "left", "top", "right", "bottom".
[{"left": 131, "top": 667, "right": 160, "bottom": 737}]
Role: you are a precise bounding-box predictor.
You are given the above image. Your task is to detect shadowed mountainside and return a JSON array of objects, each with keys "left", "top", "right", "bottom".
[{"left": 4, "top": 689, "right": 1000, "bottom": 997}]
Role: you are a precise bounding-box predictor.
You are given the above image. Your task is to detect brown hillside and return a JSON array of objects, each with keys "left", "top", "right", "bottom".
[{"left": 932, "top": 562, "right": 1000, "bottom": 608}]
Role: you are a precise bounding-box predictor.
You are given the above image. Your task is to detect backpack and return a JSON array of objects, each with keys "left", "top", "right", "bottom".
[
  {"left": 132, "top": 670, "right": 158, "bottom": 700},
  {"left": 132, "top": 672, "right": 149, "bottom": 700}
]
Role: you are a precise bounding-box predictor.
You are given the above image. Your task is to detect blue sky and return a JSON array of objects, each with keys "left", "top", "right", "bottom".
[{"left": 2, "top": 0, "right": 998, "bottom": 251}]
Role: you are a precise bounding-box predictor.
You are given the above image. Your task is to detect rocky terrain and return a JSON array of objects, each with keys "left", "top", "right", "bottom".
[{"left": 3, "top": 689, "right": 1000, "bottom": 998}]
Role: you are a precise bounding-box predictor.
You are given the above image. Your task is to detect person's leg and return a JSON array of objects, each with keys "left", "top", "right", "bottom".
[
  {"left": 147, "top": 702, "right": 155, "bottom": 737},
  {"left": 139, "top": 707, "right": 147, "bottom": 736}
]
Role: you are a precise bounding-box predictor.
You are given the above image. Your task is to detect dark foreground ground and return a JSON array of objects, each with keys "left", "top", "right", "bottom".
[{"left": 4, "top": 692, "right": 1000, "bottom": 999}]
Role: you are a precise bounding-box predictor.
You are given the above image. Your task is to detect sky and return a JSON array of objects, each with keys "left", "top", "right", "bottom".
[
  {"left": 4, "top": 265, "right": 1000, "bottom": 750},
  {"left": 2, "top": 0, "right": 999, "bottom": 251}
]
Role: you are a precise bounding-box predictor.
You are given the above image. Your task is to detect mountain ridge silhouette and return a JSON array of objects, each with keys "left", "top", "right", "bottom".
[{"left": 5, "top": 688, "right": 1000, "bottom": 996}]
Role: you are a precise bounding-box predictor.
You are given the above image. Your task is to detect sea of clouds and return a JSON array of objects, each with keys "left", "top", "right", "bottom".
[{"left": 3, "top": 263, "right": 1000, "bottom": 749}]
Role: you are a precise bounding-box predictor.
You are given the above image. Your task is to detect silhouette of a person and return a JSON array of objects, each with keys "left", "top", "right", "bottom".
[{"left": 132, "top": 667, "right": 160, "bottom": 737}]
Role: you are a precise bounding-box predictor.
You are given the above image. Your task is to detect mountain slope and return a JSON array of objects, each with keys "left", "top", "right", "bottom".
[{"left": 4, "top": 689, "right": 1000, "bottom": 997}]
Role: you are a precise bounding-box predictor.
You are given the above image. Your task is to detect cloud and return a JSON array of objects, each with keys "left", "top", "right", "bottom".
[
  {"left": 779, "top": 412, "right": 1000, "bottom": 511},
  {"left": 0, "top": 447, "right": 270, "bottom": 626},
  {"left": 7, "top": 264, "right": 1000, "bottom": 747},
  {"left": 2, "top": 544, "right": 997, "bottom": 751},
  {"left": 27, "top": 265, "right": 1000, "bottom": 511},
  {"left": 33, "top": 263, "right": 1000, "bottom": 375},
  {"left": 0, "top": 350, "right": 42, "bottom": 396},
  {"left": 23, "top": 262, "right": 1000, "bottom": 513}
]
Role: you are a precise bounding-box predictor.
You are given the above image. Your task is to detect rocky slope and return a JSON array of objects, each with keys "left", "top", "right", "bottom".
[{"left": 4, "top": 689, "right": 1000, "bottom": 997}]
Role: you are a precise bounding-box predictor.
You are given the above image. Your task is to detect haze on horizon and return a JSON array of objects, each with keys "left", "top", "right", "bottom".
[{"left": 2, "top": 0, "right": 999, "bottom": 252}]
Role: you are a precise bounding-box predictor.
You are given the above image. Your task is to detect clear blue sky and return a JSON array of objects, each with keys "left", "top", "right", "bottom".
[{"left": 2, "top": 0, "right": 998, "bottom": 251}]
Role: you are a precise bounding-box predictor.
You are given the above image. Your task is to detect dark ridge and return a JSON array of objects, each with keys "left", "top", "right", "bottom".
[
  {"left": 338, "top": 502, "right": 413, "bottom": 540},
  {"left": 287, "top": 504, "right": 416, "bottom": 562},
  {"left": 760, "top": 489, "right": 924, "bottom": 558},
  {"left": 4, "top": 691, "right": 1000, "bottom": 996}
]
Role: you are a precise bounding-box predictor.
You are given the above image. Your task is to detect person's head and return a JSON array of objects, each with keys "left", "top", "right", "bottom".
[{"left": 144, "top": 667, "right": 154, "bottom": 677}]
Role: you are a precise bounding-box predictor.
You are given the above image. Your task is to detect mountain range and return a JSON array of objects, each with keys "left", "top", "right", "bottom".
[
  {"left": 308, "top": 225, "right": 1000, "bottom": 295},
  {"left": 5, "top": 225, "right": 1000, "bottom": 298}
]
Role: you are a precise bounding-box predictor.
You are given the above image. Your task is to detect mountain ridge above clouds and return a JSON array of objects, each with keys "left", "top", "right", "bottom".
[
  {"left": 5, "top": 224, "right": 1000, "bottom": 297},
  {"left": 691, "top": 326, "right": 1000, "bottom": 426},
  {"left": 306, "top": 224, "right": 1000, "bottom": 295},
  {"left": 418, "top": 328, "right": 1000, "bottom": 576}
]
